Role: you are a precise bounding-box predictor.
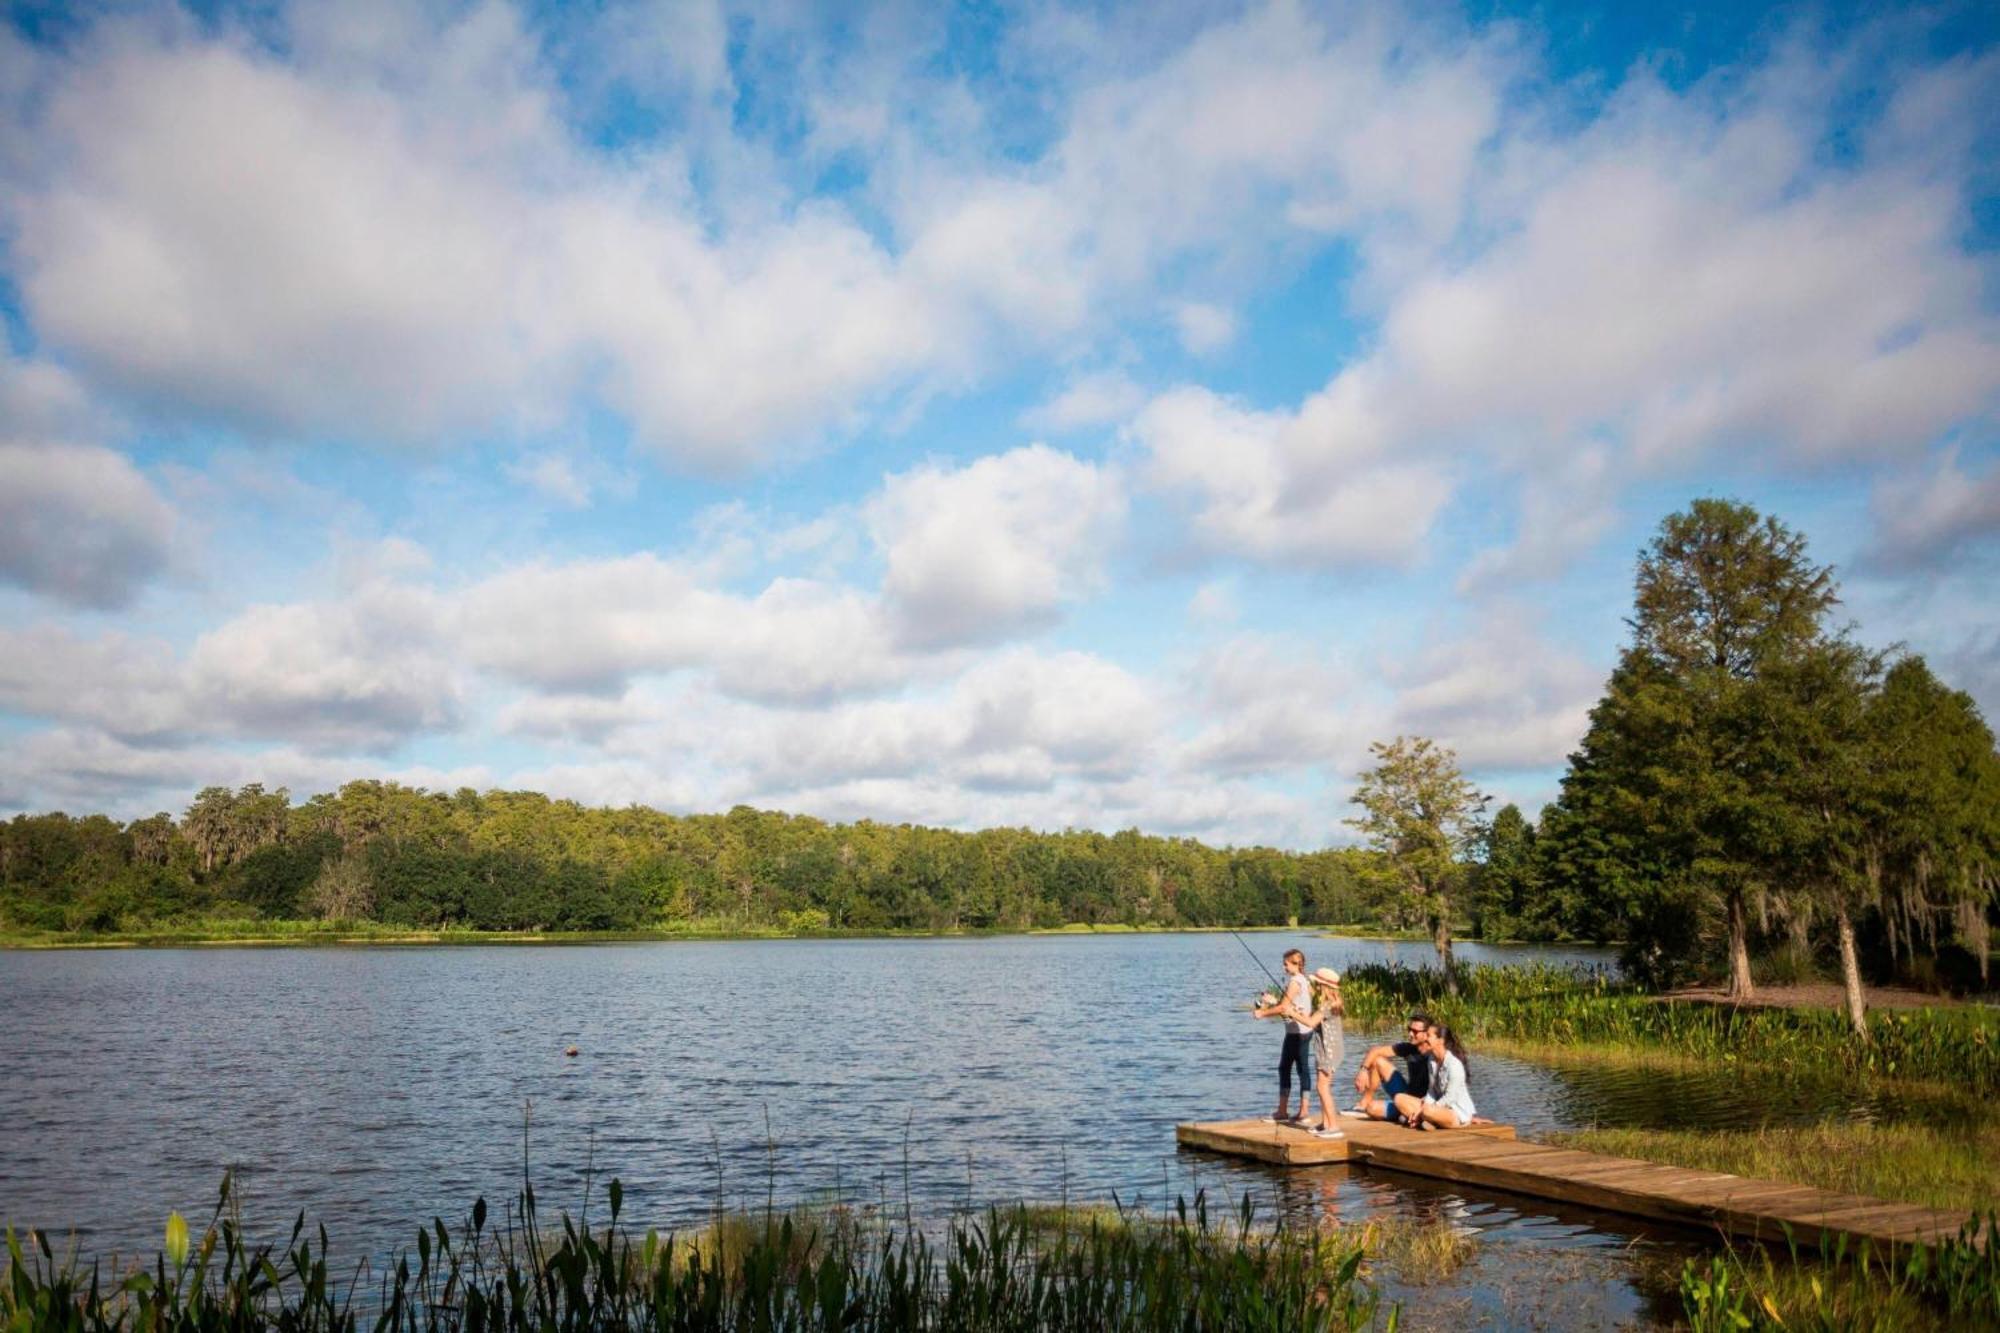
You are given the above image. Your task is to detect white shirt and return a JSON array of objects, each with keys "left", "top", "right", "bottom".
[
  {"left": 1424, "top": 1050, "right": 1476, "bottom": 1121},
  {"left": 1282, "top": 973, "right": 1313, "bottom": 1035}
]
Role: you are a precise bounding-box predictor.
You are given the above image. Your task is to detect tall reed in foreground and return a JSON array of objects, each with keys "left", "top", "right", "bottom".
[
  {"left": 3, "top": 1176, "right": 1388, "bottom": 1332},
  {"left": 1677, "top": 1214, "right": 2000, "bottom": 1331}
]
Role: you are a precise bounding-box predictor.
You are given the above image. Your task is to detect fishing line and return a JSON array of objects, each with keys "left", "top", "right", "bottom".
[{"left": 1226, "top": 927, "right": 1284, "bottom": 991}]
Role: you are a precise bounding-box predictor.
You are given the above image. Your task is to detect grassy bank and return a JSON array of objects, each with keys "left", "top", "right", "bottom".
[
  {"left": 1339, "top": 961, "right": 2000, "bottom": 1095},
  {"left": 1544, "top": 1122, "right": 2000, "bottom": 1215}
]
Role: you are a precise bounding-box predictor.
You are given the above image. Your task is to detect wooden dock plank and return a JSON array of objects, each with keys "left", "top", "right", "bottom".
[{"left": 1174, "top": 1116, "right": 1976, "bottom": 1258}]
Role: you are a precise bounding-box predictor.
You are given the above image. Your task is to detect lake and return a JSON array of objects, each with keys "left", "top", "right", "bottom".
[{"left": 0, "top": 933, "right": 1776, "bottom": 1325}]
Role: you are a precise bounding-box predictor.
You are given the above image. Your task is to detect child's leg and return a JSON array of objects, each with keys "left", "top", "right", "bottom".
[{"left": 1273, "top": 1035, "right": 1297, "bottom": 1116}]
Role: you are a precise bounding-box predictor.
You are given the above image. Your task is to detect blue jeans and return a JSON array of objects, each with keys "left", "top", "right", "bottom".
[{"left": 1278, "top": 1032, "right": 1315, "bottom": 1103}]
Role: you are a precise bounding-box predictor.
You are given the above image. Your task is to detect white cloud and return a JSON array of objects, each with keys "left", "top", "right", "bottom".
[
  {"left": 0, "top": 578, "right": 459, "bottom": 753},
  {"left": 506, "top": 453, "right": 592, "bottom": 507},
  {"left": 0, "top": 354, "right": 106, "bottom": 439},
  {"left": 1182, "top": 634, "right": 1383, "bottom": 776},
  {"left": 1457, "top": 444, "right": 1621, "bottom": 591},
  {"left": 185, "top": 583, "right": 460, "bottom": 751},
  {"left": 7, "top": 15, "right": 933, "bottom": 464},
  {"left": 0, "top": 725, "right": 489, "bottom": 821},
  {"left": 868, "top": 444, "right": 1126, "bottom": 649},
  {"left": 1387, "top": 612, "right": 1603, "bottom": 772},
  {"left": 2, "top": 3, "right": 1518, "bottom": 466},
  {"left": 0, "top": 625, "right": 189, "bottom": 739},
  {"left": 458, "top": 554, "right": 922, "bottom": 702},
  {"left": 1863, "top": 447, "right": 2000, "bottom": 571},
  {"left": 1187, "top": 578, "right": 1238, "bottom": 625},
  {"left": 0, "top": 440, "right": 177, "bottom": 608},
  {"left": 1124, "top": 43, "right": 1998, "bottom": 577},
  {"left": 1171, "top": 301, "right": 1236, "bottom": 355},
  {"left": 1020, "top": 370, "right": 1146, "bottom": 433},
  {"left": 1132, "top": 386, "right": 1451, "bottom": 567}
]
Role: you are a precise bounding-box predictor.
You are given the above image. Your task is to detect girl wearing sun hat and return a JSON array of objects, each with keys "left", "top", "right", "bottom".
[{"left": 1299, "top": 967, "right": 1346, "bottom": 1138}]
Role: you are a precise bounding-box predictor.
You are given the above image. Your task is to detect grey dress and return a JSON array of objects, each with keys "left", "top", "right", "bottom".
[{"left": 1311, "top": 1009, "right": 1344, "bottom": 1076}]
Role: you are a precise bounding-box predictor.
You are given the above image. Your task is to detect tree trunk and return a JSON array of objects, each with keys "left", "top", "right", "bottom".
[
  {"left": 1432, "top": 913, "right": 1459, "bottom": 996},
  {"left": 1835, "top": 903, "right": 1868, "bottom": 1041},
  {"left": 1726, "top": 888, "right": 1755, "bottom": 1000}
]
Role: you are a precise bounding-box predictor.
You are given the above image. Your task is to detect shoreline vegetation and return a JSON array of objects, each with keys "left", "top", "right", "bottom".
[{"left": 0, "top": 917, "right": 1592, "bottom": 950}]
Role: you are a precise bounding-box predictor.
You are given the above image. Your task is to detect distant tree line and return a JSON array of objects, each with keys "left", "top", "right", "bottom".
[{"left": 1, "top": 786, "right": 1390, "bottom": 936}]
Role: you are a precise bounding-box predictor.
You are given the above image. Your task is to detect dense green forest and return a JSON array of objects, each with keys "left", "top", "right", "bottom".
[{"left": 0, "top": 784, "right": 1390, "bottom": 936}]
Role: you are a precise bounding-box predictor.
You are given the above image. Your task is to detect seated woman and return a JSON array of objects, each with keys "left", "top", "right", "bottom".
[{"left": 1392, "top": 1025, "right": 1474, "bottom": 1130}]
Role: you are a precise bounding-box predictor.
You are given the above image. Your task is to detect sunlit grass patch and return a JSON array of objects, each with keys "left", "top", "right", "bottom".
[
  {"left": 1344, "top": 1215, "right": 1481, "bottom": 1286},
  {"left": 1543, "top": 1121, "right": 2000, "bottom": 1215}
]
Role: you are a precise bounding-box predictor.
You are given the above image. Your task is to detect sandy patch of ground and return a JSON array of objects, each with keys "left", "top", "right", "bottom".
[{"left": 1658, "top": 982, "right": 1962, "bottom": 1010}]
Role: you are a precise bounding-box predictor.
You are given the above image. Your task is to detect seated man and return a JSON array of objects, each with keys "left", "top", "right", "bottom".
[{"left": 1352, "top": 1011, "right": 1434, "bottom": 1122}]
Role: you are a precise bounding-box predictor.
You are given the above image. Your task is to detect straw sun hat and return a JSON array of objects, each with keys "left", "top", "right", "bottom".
[{"left": 1309, "top": 967, "right": 1341, "bottom": 986}]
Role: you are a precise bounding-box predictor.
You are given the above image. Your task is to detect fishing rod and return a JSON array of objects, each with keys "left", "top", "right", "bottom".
[{"left": 1225, "top": 926, "right": 1285, "bottom": 992}]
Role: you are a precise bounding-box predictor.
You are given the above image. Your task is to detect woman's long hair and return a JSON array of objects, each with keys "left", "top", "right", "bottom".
[{"left": 1437, "top": 1024, "right": 1470, "bottom": 1079}]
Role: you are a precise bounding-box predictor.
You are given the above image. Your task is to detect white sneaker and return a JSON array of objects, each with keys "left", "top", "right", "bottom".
[{"left": 1312, "top": 1128, "right": 1346, "bottom": 1139}]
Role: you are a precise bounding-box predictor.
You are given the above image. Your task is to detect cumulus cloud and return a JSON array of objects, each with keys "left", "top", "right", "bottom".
[
  {"left": 1132, "top": 386, "right": 1451, "bottom": 567},
  {"left": 1, "top": 3, "right": 1518, "bottom": 466},
  {"left": 184, "top": 583, "right": 460, "bottom": 750},
  {"left": 1374, "top": 74, "right": 2000, "bottom": 465},
  {"left": 0, "top": 579, "right": 458, "bottom": 753},
  {"left": 1386, "top": 612, "right": 1604, "bottom": 772},
  {"left": 1182, "top": 634, "right": 1384, "bottom": 776},
  {"left": 1171, "top": 302, "right": 1237, "bottom": 355},
  {"left": 1134, "top": 42, "right": 1998, "bottom": 573},
  {"left": 6, "top": 12, "right": 933, "bottom": 463},
  {"left": 0, "top": 440, "right": 177, "bottom": 608},
  {"left": 868, "top": 444, "right": 1126, "bottom": 649},
  {"left": 1020, "top": 370, "right": 1146, "bottom": 433},
  {"left": 1862, "top": 448, "right": 2000, "bottom": 571},
  {"left": 459, "top": 554, "right": 923, "bottom": 702}
]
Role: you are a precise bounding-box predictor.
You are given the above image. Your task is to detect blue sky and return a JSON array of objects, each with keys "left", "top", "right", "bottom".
[{"left": 1, "top": 0, "right": 1995, "bottom": 848}]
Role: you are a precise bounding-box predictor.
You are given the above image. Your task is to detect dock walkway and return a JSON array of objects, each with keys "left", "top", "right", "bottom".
[{"left": 1176, "top": 1116, "right": 1971, "bottom": 1253}]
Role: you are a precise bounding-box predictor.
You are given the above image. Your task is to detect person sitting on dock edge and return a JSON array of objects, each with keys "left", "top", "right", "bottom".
[
  {"left": 1394, "top": 1024, "right": 1475, "bottom": 1130},
  {"left": 1351, "top": 1011, "right": 1433, "bottom": 1123},
  {"left": 1252, "top": 948, "right": 1315, "bottom": 1124}
]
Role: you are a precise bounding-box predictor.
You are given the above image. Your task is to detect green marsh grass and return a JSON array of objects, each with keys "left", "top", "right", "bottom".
[
  {"left": 2, "top": 1177, "right": 1390, "bottom": 1332},
  {"left": 1672, "top": 1216, "right": 2000, "bottom": 1331},
  {"left": 1545, "top": 1122, "right": 2000, "bottom": 1215},
  {"left": 1338, "top": 961, "right": 2000, "bottom": 1094}
]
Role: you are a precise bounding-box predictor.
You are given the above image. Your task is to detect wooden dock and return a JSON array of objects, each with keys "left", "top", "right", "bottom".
[{"left": 1177, "top": 1116, "right": 1972, "bottom": 1253}]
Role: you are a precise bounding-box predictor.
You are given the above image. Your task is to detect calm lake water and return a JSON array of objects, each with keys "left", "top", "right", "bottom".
[{"left": 0, "top": 933, "right": 1808, "bottom": 1326}]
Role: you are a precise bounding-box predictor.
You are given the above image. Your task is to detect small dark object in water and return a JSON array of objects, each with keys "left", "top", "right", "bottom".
[{"left": 565, "top": 1045, "right": 580, "bottom": 1057}]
